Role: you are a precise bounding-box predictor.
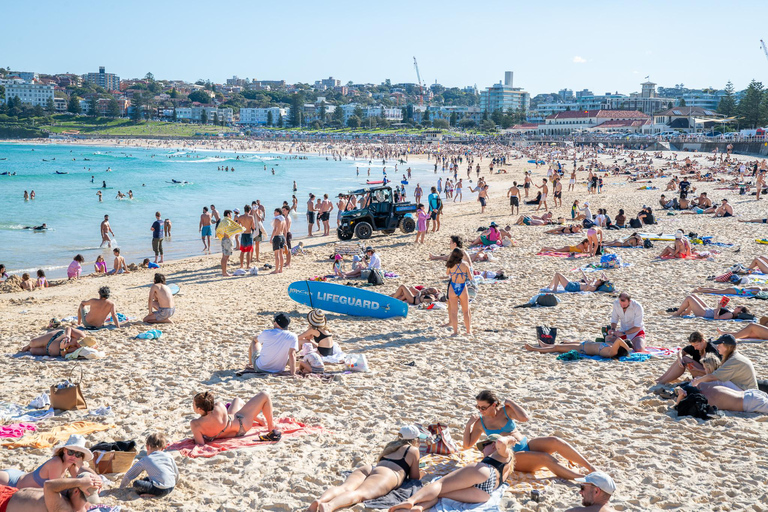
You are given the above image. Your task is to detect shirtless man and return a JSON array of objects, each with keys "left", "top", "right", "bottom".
[
  {"left": 0, "top": 474, "right": 102, "bottom": 512},
  {"left": 210, "top": 204, "right": 221, "bottom": 229},
  {"left": 536, "top": 178, "right": 549, "bottom": 212},
  {"left": 564, "top": 472, "right": 617, "bottom": 512},
  {"left": 252, "top": 205, "right": 264, "bottom": 263},
  {"left": 523, "top": 171, "right": 532, "bottom": 198},
  {"left": 144, "top": 273, "right": 175, "bottom": 324},
  {"left": 336, "top": 195, "right": 346, "bottom": 228},
  {"left": 281, "top": 205, "right": 292, "bottom": 268},
  {"left": 307, "top": 194, "right": 317, "bottom": 237},
  {"left": 553, "top": 177, "right": 563, "bottom": 207},
  {"left": 454, "top": 179, "right": 463, "bottom": 202},
  {"left": 714, "top": 198, "right": 734, "bottom": 217},
  {"left": 109, "top": 248, "right": 129, "bottom": 274},
  {"left": 78, "top": 286, "right": 120, "bottom": 329},
  {"left": 270, "top": 209, "right": 286, "bottom": 274},
  {"left": 691, "top": 192, "right": 712, "bottom": 208},
  {"left": 198, "top": 206, "right": 213, "bottom": 254},
  {"left": 99, "top": 215, "right": 114, "bottom": 248},
  {"left": 756, "top": 170, "right": 765, "bottom": 201},
  {"left": 238, "top": 205, "right": 256, "bottom": 269},
  {"left": 319, "top": 194, "right": 333, "bottom": 236},
  {"left": 507, "top": 182, "right": 520, "bottom": 214},
  {"left": 569, "top": 169, "right": 576, "bottom": 191},
  {"left": 477, "top": 185, "right": 489, "bottom": 213}
]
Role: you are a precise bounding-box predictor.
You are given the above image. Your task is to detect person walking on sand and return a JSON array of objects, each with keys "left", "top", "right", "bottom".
[
  {"left": 524, "top": 171, "right": 532, "bottom": 198},
  {"left": 99, "top": 215, "right": 114, "bottom": 248},
  {"left": 454, "top": 178, "right": 463, "bottom": 202},
  {"left": 415, "top": 204, "right": 429, "bottom": 244},
  {"left": 536, "top": 178, "right": 549, "bottom": 212},
  {"left": 414, "top": 183, "right": 423, "bottom": 204},
  {"left": 144, "top": 273, "right": 175, "bottom": 324},
  {"left": 569, "top": 168, "right": 576, "bottom": 192},
  {"left": 199, "top": 206, "right": 213, "bottom": 254},
  {"left": 270, "top": 209, "right": 286, "bottom": 274},
  {"left": 238, "top": 205, "right": 256, "bottom": 269},
  {"left": 508, "top": 181, "right": 520, "bottom": 214},
  {"left": 477, "top": 185, "right": 489, "bottom": 213},
  {"left": 281, "top": 205, "right": 292, "bottom": 268},
  {"left": 220, "top": 210, "right": 234, "bottom": 277},
  {"left": 151, "top": 211, "right": 164, "bottom": 264},
  {"left": 428, "top": 186, "right": 442, "bottom": 232},
  {"left": 307, "top": 194, "right": 317, "bottom": 237}
]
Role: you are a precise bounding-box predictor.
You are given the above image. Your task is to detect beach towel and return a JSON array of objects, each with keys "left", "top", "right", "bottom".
[
  {"left": 540, "top": 287, "right": 590, "bottom": 295},
  {"left": 555, "top": 350, "right": 652, "bottom": 363},
  {"left": 0, "top": 423, "right": 37, "bottom": 439},
  {"left": 64, "top": 347, "right": 106, "bottom": 360},
  {"left": 678, "top": 315, "right": 755, "bottom": 322},
  {"left": 433, "top": 483, "right": 509, "bottom": 512},
  {"left": 657, "top": 251, "right": 717, "bottom": 261},
  {"left": 364, "top": 479, "right": 424, "bottom": 509},
  {"left": 215, "top": 217, "right": 245, "bottom": 240},
  {"left": 1, "top": 421, "right": 115, "bottom": 449},
  {"left": 234, "top": 368, "right": 337, "bottom": 381},
  {"left": 166, "top": 417, "right": 324, "bottom": 458},
  {"left": 643, "top": 346, "right": 681, "bottom": 357},
  {"left": 536, "top": 251, "right": 590, "bottom": 258},
  {"left": 0, "top": 403, "right": 54, "bottom": 424}
]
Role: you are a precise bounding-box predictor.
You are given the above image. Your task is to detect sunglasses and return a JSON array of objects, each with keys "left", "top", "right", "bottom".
[
  {"left": 65, "top": 449, "right": 84, "bottom": 459},
  {"left": 476, "top": 404, "right": 493, "bottom": 412}
]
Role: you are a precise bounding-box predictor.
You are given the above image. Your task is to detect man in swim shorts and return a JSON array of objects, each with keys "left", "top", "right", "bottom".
[
  {"left": 507, "top": 182, "right": 520, "bottom": 214},
  {"left": 307, "top": 194, "right": 317, "bottom": 237},
  {"left": 144, "top": 273, "right": 175, "bottom": 324},
  {"left": 220, "top": 210, "right": 234, "bottom": 276},
  {"left": 271, "top": 209, "right": 286, "bottom": 274},
  {"left": 238, "top": 205, "right": 255, "bottom": 269},
  {"left": 199, "top": 206, "right": 213, "bottom": 254},
  {"left": 281, "top": 205, "right": 292, "bottom": 268},
  {"left": 78, "top": 286, "right": 120, "bottom": 329},
  {"left": 1, "top": 473, "right": 102, "bottom": 512}
]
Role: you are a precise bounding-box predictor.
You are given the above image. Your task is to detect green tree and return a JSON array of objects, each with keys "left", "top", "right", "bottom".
[
  {"left": 277, "top": 113, "right": 284, "bottom": 127},
  {"left": 88, "top": 95, "right": 100, "bottom": 117},
  {"left": 188, "top": 90, "right": 211, "bottom": 103},
  {"left": 420, "top": 119, "right": 432, "bottom": 128},
  {"left": 213, "top": 112, "right": 219, "bottom": 125},
  {"left": 347, "top": 115, "right": 361, "bottom": 128},
  {"left": 760, "top": 92, "right": 768, "bottom": 127},
  {"left": 491, "top": 109, "right": 503, "bottom": 125},
  {"left": 318, "top": 101, "right": 327, "bottom": 125},
  {"left": 130, "top": 92, "right": 143, "bottom": 122},
  {"left": 267, "top": 110, "right": 273, "bottom": 127},
  {"left": 311, "top": 120, "right": 322, "bottom": 130},
  {"left": 104, "top": 98, "right": 118, "bottom": 117},
  {"left": 172, "top": 108, "right": 177, "bottom": 122},
  {"left": 68, "top": 95, "right": 82, "bottom": 114},
  {"left": 144, "top": 72, "right": 154, "bottom": 82},
  {"left": 480, "top": 119, "right": 496, "bottom": 132},
  {"left": 170, "top": 87, "right": 178, "bottom": 99},
  {"left": 201, "top": 109, "right": 208, "bottom": 124},
  {"left": 353, "top": 105, "right": 364, "bottom": 120},
  {"left": 738, "top": 80, "right": 765, "bottom": 128},
  {"left": 717, "top": 81, "right": 737, "bottom": 117},
  {"left": 679, "top": 98, "right": 686, "bottom": 107},
  {"left": 423, "top": 109, "right": 431, "bottom": 122},
  {"left": 482, "top": 110, "right": 488, "bottom": 121},
  {"left": 0, "top": 84, "right": 4, "bottom": 99},
  {"left": 45, "top": 97, "right": 55, "bottom": 113},
  {"left": 449, "top": 111, "right": 457, "bottom": 127},
  {"left": 406, "top": 104, "right": 414, "bottom": 122},
  {"left": 33, "top": 104, "right": 44, "bottom": 117},
  {"left": 290, "top": 92, "right": 304, "bottom": 127},
  {"left": 332, "top": 105, "right": 344, "bottom": 126},
  {"left": 433, "top": 119, "right": 450, "bottom": 130}
]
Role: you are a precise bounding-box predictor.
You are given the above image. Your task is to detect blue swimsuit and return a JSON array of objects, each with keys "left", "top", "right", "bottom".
[
  {"left": 448, "top": 265, "right": 469, "bottom": 297},
  {"left": 480, "top": 408, "right": 530, "bottom": 452}
]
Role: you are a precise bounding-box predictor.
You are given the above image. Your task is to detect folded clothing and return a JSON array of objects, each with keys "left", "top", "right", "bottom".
[
  {"left": 91, "top": 440, "right": 136, "bottom": 452},
  {"left": 1, "top": 421, "right": 115, "bottom": 450}
]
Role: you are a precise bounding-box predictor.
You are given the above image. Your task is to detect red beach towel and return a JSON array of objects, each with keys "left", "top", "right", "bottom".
[
  {"left": 167, "top": 417, "right": 324, "bottom": 458},
  {"left": 536, "top": 251, "right": 590, "bottom": 258}
]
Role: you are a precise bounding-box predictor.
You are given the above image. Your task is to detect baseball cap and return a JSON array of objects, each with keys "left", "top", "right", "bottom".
[
  {"left": 675, "top": 230, "right": 683, "bottom": 239},
  {"left": 712, "top": 334, "right": 737, "bottom": 346},
  {"left": 365, "top": 246, "right": 374, "bottom": 253},
  {"left": 273, "top": 313, "right": 291, "bottom": 329},
  {"left": 575, "top": 471, "right": 616, "bottom": 495},
  {"left": 475, "top": 433, "right": 502, "bottom": 452},
  {"left": 399, "top": 425, "right": 427, "bottom": 440},
  {"left": 489, "top": 221, "right": 498, "bottom": 227}
]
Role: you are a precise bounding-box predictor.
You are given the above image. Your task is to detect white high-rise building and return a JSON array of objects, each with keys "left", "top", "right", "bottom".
[{"left": 1, "top": 79, "right": 54, "bottom": 107}]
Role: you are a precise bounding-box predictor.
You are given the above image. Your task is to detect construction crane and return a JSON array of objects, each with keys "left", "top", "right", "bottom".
[
  {"left": 413, "top": 57, "right": 424, "bottom": 106},
  {"left": 761, "top": 39, "right": 768, "bottom": 63}
]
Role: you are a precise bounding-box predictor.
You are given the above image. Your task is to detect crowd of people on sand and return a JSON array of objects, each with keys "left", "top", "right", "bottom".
[{"left": 2, "top": 138, "right": 768, "bottom": 511}]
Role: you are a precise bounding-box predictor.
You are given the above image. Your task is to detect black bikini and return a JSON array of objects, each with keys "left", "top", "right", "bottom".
[
  {"left": 380, "top": 446, "right": 413, "bottom": 476},
  {"left": 314, "top": 331, "right": 333, "bottom": 356}
]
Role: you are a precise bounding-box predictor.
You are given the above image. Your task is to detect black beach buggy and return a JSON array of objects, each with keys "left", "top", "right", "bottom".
[{"left": 337, "top": 186, "right": 417, "bottom": 240}]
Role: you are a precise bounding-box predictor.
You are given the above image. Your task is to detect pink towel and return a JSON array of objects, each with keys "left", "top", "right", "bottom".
[
  {"left": 0, "top": 423, "right": 37, "bottom": 438},
  {"left": 167, "top": 417, "right": 324, "bottom": 458},
  {"left": 536, "top": 251, "right": 590, "bottom": 258}
]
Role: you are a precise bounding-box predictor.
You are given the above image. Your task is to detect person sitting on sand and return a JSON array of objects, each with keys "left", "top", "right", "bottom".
[
  {"left": 714, "top": 198, "right": 734, "bottom": 217},
  {"left": 0, "top": 434, "right": 96, "bottom": 489},
  {"left": 692, "top": 285, "right": 768, "bottom": 297},
  {"left": 108, "top": 248, "right": 130, "bottom": 275},
  {"left": 143, "top": 273, "right": 175, "bottom": 324},
  {"left": 20, "top": 327, "right": 93, "bottom": 357},
  {"left": 514, "top": 212, "right": 553, "bottom": 226},
  {"left": 0, "top": 474, "right": 102, "bottom": 512},
  {"left": 190, "top": 391, "right": 281, "bottom": 446},
  {"left": 545, "top": 224, "right": 582, "bottom": 235},
  {"left": 78, "top": 286, "right": 120, "bottom": 329},
  {"left": 20, "top": 273, "right": 36, "bottom": 291},
  {"left": 298, "top": 309, "right": 338, "bottom": 357},
  {"left": 468, "top": 222, "right": 502, "bottom": 247},
  {"left": 390, "top": 285, "right": 442, "bottom": 305},
  {"left": 388, "top": 434, "right": 515, "bottom": 511},
  {"left": 462, "top": 390, "right": 596, "bottom": 481},
  {"left": 604, "top": 292, "right": 645, "bottom": 351},
  {"left": 342, "top": 247, "right": 381, "bottom": 279},
  {"left": 539, "top": 239, "right": 590, "bottom": 254},
  {"left": 525, "top": 338, "right": 632, "bottom": 359},
  {"left": 603, "top": 233, "right": 644, "bottom": 248},
  {"left": 564, "top": 471, "right": 617, "bottom": 512},
  {"left": 670, "top": 294, "right": 750, "bottom": 320},
  {"left": 658, "top": 230, "right": 693, "bottom": 259},
  {"left": 249, "top": 313, "right": 298, "bottom": 375},
  {"left": 545, "top": 270, "right": 610, "bottom": 293},
  {"left": 93, "top": 255, "right": 107, "bottom": 274},
  {"left": 309, "top": 425, "right": 423, "bottom": 512},
  {"left": 119, "top": 433, "right": 178, "bottom": 498},
  {"left": 655, "top": 331, "right": 719, "bottom": 385},
  {"left": 690, "top": 334, "right": 758, "bottom": 391},
  {"left": 747, "top": 256, "right": 768, "bottom": 274},
  {"left": 679, "top": 356, "right": 768, "bottom": 414}
]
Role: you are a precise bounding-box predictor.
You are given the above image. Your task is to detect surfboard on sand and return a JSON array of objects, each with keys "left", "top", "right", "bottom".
[
  {"left": 638, "top": 233, "right": 676, "bottom": 241},
  {"left": 287, "top": 281, "right": 407, "bottom": 319},
  {"left": 169, "top": 284, "right": 181, "bottom": 295}
]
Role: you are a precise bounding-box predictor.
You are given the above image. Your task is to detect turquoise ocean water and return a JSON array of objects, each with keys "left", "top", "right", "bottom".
[{"left": 0, "top": 143, "right": 436, "bottom": 279}]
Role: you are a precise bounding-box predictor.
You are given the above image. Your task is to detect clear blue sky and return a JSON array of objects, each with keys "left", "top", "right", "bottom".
[{"left": 2, "top": 0, "right": 767, "bottom": 95}]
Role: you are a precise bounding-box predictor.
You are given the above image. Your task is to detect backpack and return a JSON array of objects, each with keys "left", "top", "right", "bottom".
[
  {"left": 536, "top": 326, "right": 558, "bottom": 344},
  {"left": 536, "top": 294, "right": 559, "bottom": 307},
  {"left": 643, "top": 239, "right": 653, "bottom": 249},
  {"left": 676, "top": 385, "right": 717, "bottom": 420},
  {"left": 367, "top": 268, "right": 384, "bottom": 286},
  {"left": 597, "top": 281, "right": 615, "bottom": 293},
  {"left": 629, "top": 218, "right": 642, "bottom": 229}
]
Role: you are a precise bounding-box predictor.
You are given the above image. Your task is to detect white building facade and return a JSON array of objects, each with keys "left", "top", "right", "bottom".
[
  {"left": 176, "top": 106, "right": 233, "bottom": 123},
  {"left": 238, "top": 107, "right": 288, "bottom": 126},
  {"left": 2, "top": 80, "right": 54, "bottom": 107}
]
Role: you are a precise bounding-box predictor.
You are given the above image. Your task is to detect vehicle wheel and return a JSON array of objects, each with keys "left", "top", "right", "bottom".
[
  {"left": 400, "top": 217, "right": 416, "bottom": 234},
  {"left": 382, "top": 230, "right": 396, "bottom": 235},
  {"left": 354, "top": 222, "right": 373, "bottom": 240},
  {"left": 337, "top": 228, "right": 353, "bottom": 241}
]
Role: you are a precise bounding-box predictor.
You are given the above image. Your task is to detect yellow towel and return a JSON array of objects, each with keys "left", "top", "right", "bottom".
[
  {"left": 1, "top": 421, "right": 115, "bottom": 450},
  {"left": 216, "top": 217, "right": 245, "bottom": 240}
]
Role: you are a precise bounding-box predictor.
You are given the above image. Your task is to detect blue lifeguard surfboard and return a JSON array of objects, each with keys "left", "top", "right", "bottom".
[{"left": 287, "top": 281, "right": 408, "bottom": 319}]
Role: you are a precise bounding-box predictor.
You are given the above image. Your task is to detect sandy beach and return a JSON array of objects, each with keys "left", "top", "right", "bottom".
[{"left": 1, "top": 141, "right": 767, "bottom": 511}]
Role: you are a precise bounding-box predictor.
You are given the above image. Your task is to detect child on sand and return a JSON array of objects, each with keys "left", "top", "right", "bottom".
[
  {"left": 120, "top": 433, "right": 178, "bottom": 498},
  {"left": 36, "top": 269, "right": 48, "bottom": 288},
  {"left": 67, "top": 254, "right": 85, "bottom": 279},
  {"left": 20, "top": 273, "right": 35, "bottom": 291},
  {"left": 94, "top": 255, "right": 107, "bottom": 274},
  {"left": 109, "top": 248, "right": 130, "bottom": 275}
]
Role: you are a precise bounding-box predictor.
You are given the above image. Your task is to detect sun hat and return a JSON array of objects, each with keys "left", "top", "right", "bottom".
[
  {"left": 234, "top": 208, "right": 240, "bottom": 214},
  {"left": 54, "top": 434, "right": 93, "bottom": 461},
  {"left": 712, "top": 334, "right": 737, "bottom": 346},
  {"left": 475, "top": 433, "right": 502, "bottom": 452},
  {"left": 273, "top": 313, "right": 291, "bottom": 329},
  {"left": 399, "top": 425, "right": 428, "bottom": 440},
  {"left": 334, "top": 254, "right": 343, "bottom": 261},
  {"left": 77, "top": 472, "right": 101, "bottom": 504},
  {"left": 575, "top": 471, "right": 616, "bottom": 495},
  {"left": 79, "top": 336, "right": 97, "bottom": 347},
  {"left": 307, "top": 309, "right": 326, "bottom": 327},
  {"left": 352, "top": 255, "right": 361, "bottom": 262}
]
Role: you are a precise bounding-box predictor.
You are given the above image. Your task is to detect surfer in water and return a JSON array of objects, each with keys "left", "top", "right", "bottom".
[{"left": 24, "top": 223, "right": 47, "bottom": 231}]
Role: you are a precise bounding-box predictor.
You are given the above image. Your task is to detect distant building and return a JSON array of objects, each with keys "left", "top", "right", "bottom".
[
  {"left": 238, "top": 107, "right": 288, "bottom": 126},
  {"left": 651, "top": 106, "right": 724, "bottom": 133},
  {"left": 53, "top": 97, "right": 67, "bottom": 112},
  {"left": 9, "top": 71, "right": 38, "bottom": 82},
  {"left": 82, "top": 66, "right": 121, "bottom": 91},
  {"left": 176, "top": 106, "right": 233, "bottom": 124},
  {"left": 680, "top": 92, "right": 722, "bottom": 111},
  {"left": 249, "top": 79, "right": 286, "bottom": 90},
  {"left": 603, "top": 81, "right": 674, "bottom": 115},
  {"left": 479, "top": 71, "right": 530, "bottom": 113},
  {"left": 558, "top": 88, "right": 574, "bottom": 100},
  {"left": 1, "top": 79, "right": 54, "bottom": 107},
  {"left": 538, "top": 110, "right": 649, "bottom": 135},
  {"left": 226, "top": 76, "right": 247, "bottom": 86}
]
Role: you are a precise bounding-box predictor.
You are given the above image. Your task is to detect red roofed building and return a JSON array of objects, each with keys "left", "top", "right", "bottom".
[{"left": 538, "top": 109, "right": 649, "bottom": 134}]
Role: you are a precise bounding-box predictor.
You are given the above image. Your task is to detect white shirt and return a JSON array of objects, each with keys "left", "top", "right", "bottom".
[
  {"left": 256, "top": 328, "right": 298, "bottom": 373},
  {"left": 610, "top": 299, "right": 644, "bottom": 339},
  {"left": 580, "top": 205, "right": 593, "bottom": 221},
  {"left": 367, "top": 252, "right": 382, "bottom": 269}
]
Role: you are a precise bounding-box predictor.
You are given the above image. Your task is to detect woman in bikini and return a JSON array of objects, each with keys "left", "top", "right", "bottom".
[
  {"left": 747, "top": 256, "right": 768, "bottom": 274},
  {"left": 0, "top": 435, "right": 95, "bottom": 489},
  {"left": 390, "top": 285, "right": 442, "bottom": 305},
  {"left": 586, "top": 226, "right": 603, "bottom": 256},
  {"left": 446, "top": 248, "right": 471, "bottom": 336},
  {"left": 190, "top": 391, "right": 281, "bottom": 446},
  {"left": 603, "top": 233, "right": 644, "bottom": 248},
  {"left": 390, "top": 434, "right": 515, "bottom": 511},
  {"left": 544, "top": 224, "right": 582, "bottom": 235},
  {"left": 298, "top": 310, "right": 338, "bottom": 356},
  {"left": 20, "top": 326, "right": 87, "bottom": 357},
  {"left": 462, "top": 390, "right": 595, "bottom": 481},
  {"left": 309, "top": 426, "right": 423, "bottom": 512},
  {"left": 524, "top": 338, "right": 632, "bottom": 359},
  {"left": 670, "top": 294, "right": 750, "bottom": 320},
  {"left": 539, "top": 239, "right": 590, "bottom": 254},
  {"left": 545, "top": 270, "right": 610, "bottom": 293}
]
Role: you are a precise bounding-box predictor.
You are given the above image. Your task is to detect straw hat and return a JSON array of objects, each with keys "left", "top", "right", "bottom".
[
  {"left": 79, "top": 336, "right": 97, "bottom": 347},
  {"left": 307, "top": 309, "right": 326, "bottom": 327},
  {"left": 54, "top": 434, "right": 93, "bottom": 461}
]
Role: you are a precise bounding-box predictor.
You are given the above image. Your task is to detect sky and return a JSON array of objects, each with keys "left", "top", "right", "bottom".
[{"left": 2, "top": 0, "right": 767, "bottom": 96}]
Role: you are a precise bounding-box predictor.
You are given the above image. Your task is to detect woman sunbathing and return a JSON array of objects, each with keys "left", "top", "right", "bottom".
[
  {"left": 190, "top": 391, "right": 280, "bottom": 446},
  {"left": 747, "top": 256, "right": 768, "bottom": 274},
  {"left": 716, "top": 323, "right": 768, "bottom": 341},
  {"left": 655, "top": 331, "right": 719, "bottom": 384},
  {"left": 461, "top": 391, "right": 595, "bottom": 481},
  {"left": 544, "top": 224, "right": 582, "bottom": 235},
  {"left": 524, "top": 339, "right": 631, "bottom": 359},
  {"left": 692, "top": 285, "right": 768, "bottom": 296},
  {"left": 390, "top": 285, "right": 442, "bottom": 305},
  {"left": 658, "top": 231, "right": 693, "bottom": 259},
  {"left": 539, "top": 239, "right": 590, "bottom": 254},
  {"left": 514, "top": 212, "right": 553, "bottom": 226},
  {"left": 545, "top": 270, "right": 609, "bottom": 293},
  {"left": 670, "top": 294, "right": 750, "bottom": 320},
  {"left": 603, "top": 233, "right": 644, "bottom": 248},
  {"left": 0, "top": 435, "right": 96, "bottom": 488},
  {"left": 20, "top": 327, "right": 88, "bottom": 357},
  {"left": 309, "top": 426, "right": 422, "bottom": 512},
  {"left": 389, "top": 434, "right": 515, "bottom": 511}
]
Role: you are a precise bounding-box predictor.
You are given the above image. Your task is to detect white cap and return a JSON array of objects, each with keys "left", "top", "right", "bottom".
[
  {"left": 575, "top": 471, "right": 616, "bottom": 495},
  {"left": 399, "top": 425, "right": 427, "bottom": 440},
  {"left": 675, "top": 230, "right": 683, "bottom": 239},
  {"left": 584, "top": 201, "right": 589, "bottom": 206}
]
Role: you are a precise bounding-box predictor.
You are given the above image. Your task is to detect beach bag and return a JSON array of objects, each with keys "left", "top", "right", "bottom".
[
  {"left": 367, "top": 268, "right": 384, "bottom": 286},
  {"left": 50, "top": 365, "right": 87, "bottom": 411},
  {"left": 89, "top": 449, "right": 138, "bottom": 475},
  {"left": 344, "top": 353, "right": 370, "bottom": 372},
  {"left": 600, "top": 254, "right": 621, "bottom": 269},
  {"left": 643, "top": 239, "right": 653, "bottom": 249},
  {"left": 416, "top": 423, "right": 459, "bottom": 456},
  {"left": 629, "top": 218, "right": 642, "bottom": 229},
  {"left": 535, "top": 294, "right": 559, "bottom": 307},
  {"left": 714, "top": 271, "right": 733, "bottom": 283},
  {"left": 536, "top": 326, "right": 558, "bottom": 344}
]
